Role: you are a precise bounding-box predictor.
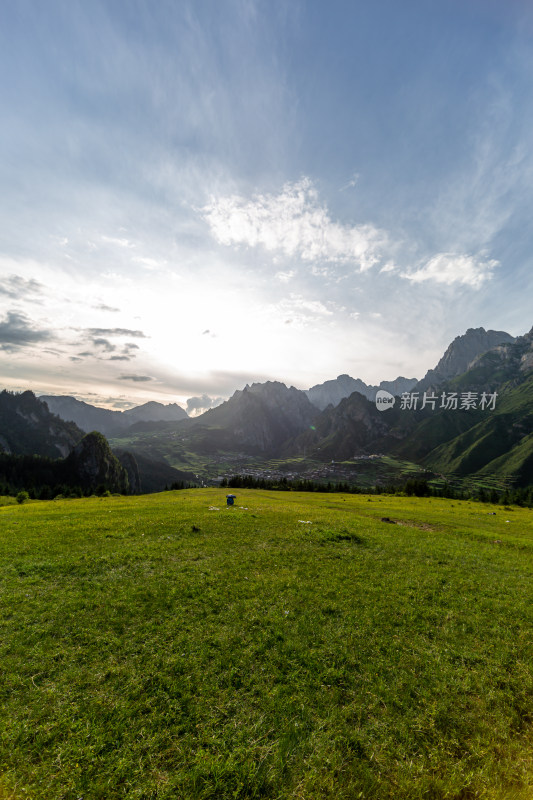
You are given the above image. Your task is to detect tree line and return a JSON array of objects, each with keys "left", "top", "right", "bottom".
[
  {"left": 0, "top": 452, "right": 124, "bottom": 499},
  {"left": 220, "top": 474, "right": 533, "bottom": 507}
]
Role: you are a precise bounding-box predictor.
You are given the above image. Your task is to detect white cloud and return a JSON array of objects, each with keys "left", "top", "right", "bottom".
[
  {"left": 401, "top": 253, "right": 497, "bottom": 288},
  {"left": 340, "top": 172, "right": 360, "bottom": 191},
  {"left": 275, "top": 270, "right": 296, "bottom": 283},
  {"left": 132, "top": 256, "right": 165, "bottom": 270},
  {"left": 101, "top": 236, "right": 135, "bottom": 249},
  {"left": 267, "top": 293, "right": 334, "bottom": 329},
  {"left": 202, "top": 178, "right": 386, "bottom": 271}
]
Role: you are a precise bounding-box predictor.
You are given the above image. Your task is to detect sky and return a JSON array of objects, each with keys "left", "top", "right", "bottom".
[{"left": 1, "top": 0, "right": 532, "bottom": 413}]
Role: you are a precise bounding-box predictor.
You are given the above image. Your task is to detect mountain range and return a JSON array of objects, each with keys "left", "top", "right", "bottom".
[
  {"left": 2, "top": 325, "right": 531, "bottom": 491},
  {"left": 39, "top": 395, "right": 188, "bottom": 437}
]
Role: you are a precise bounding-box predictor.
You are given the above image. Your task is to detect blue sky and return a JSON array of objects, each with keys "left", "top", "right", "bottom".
[{"left": 1, "top": 0, "right": 532, "bottom": 411}]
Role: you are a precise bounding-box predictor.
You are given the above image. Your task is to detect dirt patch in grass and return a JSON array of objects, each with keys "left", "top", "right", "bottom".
[{"left": 380, "top": 517, "right": 441, "bottom": 532}]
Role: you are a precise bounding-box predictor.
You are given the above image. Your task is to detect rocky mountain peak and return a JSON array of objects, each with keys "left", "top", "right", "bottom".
[{"left": 417, "top": 327, "right": 515, "bottom": 391}]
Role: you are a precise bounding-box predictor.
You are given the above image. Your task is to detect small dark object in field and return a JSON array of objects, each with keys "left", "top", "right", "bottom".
[
  {"left": 381, "top": 517, "right": 396, "bottom": 524},
  {"left": 191, "top": 524, "right": 201, "bottom": 532},
  {"left": 489, "top": 512, "right": 496, "bottom": 515}
]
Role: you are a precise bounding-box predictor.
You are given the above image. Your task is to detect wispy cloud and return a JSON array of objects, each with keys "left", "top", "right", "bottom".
[
  {"left": 92, "top": 303, "right": 120, "bottom": 312},
  {"left": 202, "top": 178, "right": 386, "bottom": 271},
  {"left": 101, "top": 236, "right": 135, "bottom": 249},
  {"left": 268, "top": 293, "right": 335, "bottom": 328},
  {"left": 75, "top": 338, "right": 141, "bottom": 361},
  {"left": 86, "top": 327, "right": 148, "bottom": 338},
  {"left": 401, "top": 253, "right": 497, "bottom": 288},
  {"left": 340, "top": 173, "right": 359, "bottom": 191},
  {"left": 0, "top": 275, "right": 45, "bottom": 301},
  {"left": 119, "top": 374, "right": 154, "bottom": 382}
]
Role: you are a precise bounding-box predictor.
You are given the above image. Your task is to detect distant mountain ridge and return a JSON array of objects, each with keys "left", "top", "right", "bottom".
[
  {"left": 123, "top": 401, "right": 188, "bottom": 424},
  {"left": 40, "top": 395, "right": 188, "bottom": 437},
  {"left": 306, "top": 374, "right": 418, "bottom": 410}
]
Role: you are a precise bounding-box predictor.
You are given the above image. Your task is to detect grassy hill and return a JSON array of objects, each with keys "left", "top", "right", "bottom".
[{"left": 1, "top": 490, "right": 532, "bottom": 799}]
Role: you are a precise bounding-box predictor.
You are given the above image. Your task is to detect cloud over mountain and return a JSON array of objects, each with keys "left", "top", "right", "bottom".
[{"left": 186, "top": 393, "right": 225, "bottom": 416}]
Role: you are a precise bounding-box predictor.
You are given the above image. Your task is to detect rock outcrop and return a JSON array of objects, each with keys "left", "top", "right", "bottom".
[{"left": 65, "top": 432, "right": 130, "bottom": 493}]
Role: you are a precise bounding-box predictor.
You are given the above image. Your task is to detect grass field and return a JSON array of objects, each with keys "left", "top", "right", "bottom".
[{"left": 0, "top": 490, "right": 532, "bottom": 799}]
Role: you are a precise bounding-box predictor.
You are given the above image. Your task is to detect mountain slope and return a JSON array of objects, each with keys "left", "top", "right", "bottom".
[
  {"left": 287, "top": 391, "right": 395, "bottom": 460},
  {"left": 188, "top": 381, "right": 318, "bottom": 454},
  {"left": 40, "top": 395, "right": 125, "bottom": 437},
  {"left": 421, "top": 371, "right": 533, "bottom": 484}
]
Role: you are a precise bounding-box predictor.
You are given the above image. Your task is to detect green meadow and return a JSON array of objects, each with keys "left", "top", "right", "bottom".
[{"left": 0, "top": 490, "right": 532, "bottom": 799}]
